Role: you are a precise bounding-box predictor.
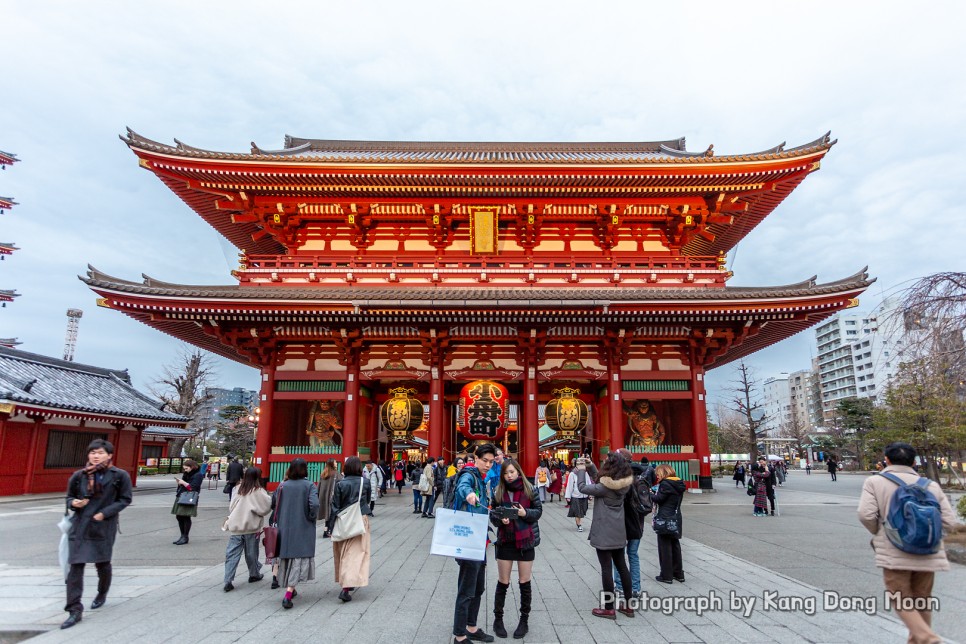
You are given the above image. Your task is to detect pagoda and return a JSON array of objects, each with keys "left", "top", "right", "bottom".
[
  {"left": 83, "top": 130, "right": 872, "bottom": 488},
  {"left": 0, "top": 149, "right": 20, "bottom": 311}
]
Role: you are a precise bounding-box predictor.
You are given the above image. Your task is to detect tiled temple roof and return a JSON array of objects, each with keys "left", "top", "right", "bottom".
[
  {"left": 83, "top": 266, "right": 871, "bottom": 305},
  {"left": 125, "top": 130, "right": 834, "bottom": 165},
  {"left": 0, "top": 346, "right": 189, "bottom": 425}
]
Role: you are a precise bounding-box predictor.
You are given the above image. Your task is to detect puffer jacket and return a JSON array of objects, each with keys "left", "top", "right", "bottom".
[
  {"left": 857, "top": 465, "right": 959, "bottom": 571},
  {"left": 490, "top": 485, "right": 543, "bottom": 549},
  {"left": 651, "top": 477, "right": 686, "bottom": 539},
  {"left": 575, "top": 463, "right": 633, "bottom": 550}
]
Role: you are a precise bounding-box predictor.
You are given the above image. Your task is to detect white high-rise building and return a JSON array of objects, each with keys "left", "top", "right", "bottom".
[
  {"left": 815, "top": 314, "right": 860, "bottom": 420},
  {"left": 762, "top": 373, "right": 793, "bottom": 436}
]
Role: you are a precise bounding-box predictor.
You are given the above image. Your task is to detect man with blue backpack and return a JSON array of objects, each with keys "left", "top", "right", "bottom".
[{"left": 857, "top": 442, "right": 958, "bottom": 644}]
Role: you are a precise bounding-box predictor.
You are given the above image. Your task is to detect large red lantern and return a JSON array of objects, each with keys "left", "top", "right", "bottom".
[{"left": 456, "top": 380, "right": 509, "bottom": 442}]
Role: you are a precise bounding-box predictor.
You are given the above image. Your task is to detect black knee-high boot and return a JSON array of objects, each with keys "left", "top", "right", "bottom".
[
  {"left": 514, "top": 581, "right": 531, "bottom": 639},
  {"left": 173, "top": 517, "right": 187, "bottom": 545},
  {"left": 493, "top": 581, "right": 509, "bottom": 638}
]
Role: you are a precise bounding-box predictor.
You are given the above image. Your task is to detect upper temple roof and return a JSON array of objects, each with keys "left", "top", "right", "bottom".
[{"left": 124, "top": 129, "right": 834, "bottom": 165}]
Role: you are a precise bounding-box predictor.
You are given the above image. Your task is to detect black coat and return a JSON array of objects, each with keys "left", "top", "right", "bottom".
[
  {"left": 326, "top": 475, "right": 372, "bottom": 532},
  {"left": 650, "top": 478, "right": 686, "bottom": 539},
  {"left": 66, "top": 467, "right": 133, "bottom": 564},
  {"left": 226, "top": 460, "right": 245, "bottom": 484},
  {"left": 177, "top": 468, "right": 205, "bottom": 498}
]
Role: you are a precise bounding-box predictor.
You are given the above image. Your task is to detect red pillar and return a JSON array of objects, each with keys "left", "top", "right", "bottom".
[
  {"left": 253, "top": 364, "right": 276, "bottom": 471},
  {"left": 690, "top": 356, "right": 712, "bottom": 482},
  {"left": 608, "top": 361, "right": 624, "bottom": 453},
  {"left": 132, "top": 426, "right": 144, "bottom": 487},
  {"left": 522, "top": 364, "right": 539, "bottom": 475},
  {"left": 429, "top": 366, "right": 444, "bottom": 459},
  {"left": 23, "top": 416, "right": 44, "bottom": 494},
  {"left": 342, "top": 359, "right": 361, "bottom": 459}
]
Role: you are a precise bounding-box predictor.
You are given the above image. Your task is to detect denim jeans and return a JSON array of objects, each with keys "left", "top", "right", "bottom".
[
  {"left": 422, "top": 491, "right": 437, "bottom": 514},
  {"left": 614, "top": 538, "right": 641, "bottom": 595},
  {"left": 224, "top": 533, "right": 262, "bottom": 584},
  {"left": 453, "top": 559, "right": 486, "bottom": 637},
  {"left": 413, "top": 488, "right": 422, "bottom": 510}
]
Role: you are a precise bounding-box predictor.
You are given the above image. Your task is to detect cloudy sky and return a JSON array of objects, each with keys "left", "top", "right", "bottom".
[{"left": 2, "top": 1, "right": 964, "bottom": 407}]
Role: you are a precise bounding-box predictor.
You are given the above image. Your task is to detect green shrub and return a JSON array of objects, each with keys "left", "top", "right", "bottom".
[
  {"left": 138, "top": 467, "right": 158, "bottom": 476},
  {"left": 957, "top": 496, "right": 966, "bottom": 522}
]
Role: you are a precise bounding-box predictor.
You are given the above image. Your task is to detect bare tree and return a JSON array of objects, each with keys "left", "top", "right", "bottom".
[
  {"left": 727, "top": 361, "right": 769, "bottom": 461},
  {"left": 150, "top": 348, "right": 216, "bottom": 456},
  {"left": 778, "top": 417, "right": 812, "bottom": 463}
]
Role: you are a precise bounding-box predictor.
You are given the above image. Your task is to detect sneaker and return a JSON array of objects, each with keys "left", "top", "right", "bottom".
[
  {"left": 577, "top": 525, "right": 584, "bottom": 532},
  {"left": 466, "top": 629, "right": 495, "bottom": 642},
  {"left": 224, "top": 583, "right": 234, "bottom": 592},
  {"left": 426, "top": 513, "right": 435, "bottom": 518},
  {"left": 248, "top": 574, "right": 264, "bottom": 583}
]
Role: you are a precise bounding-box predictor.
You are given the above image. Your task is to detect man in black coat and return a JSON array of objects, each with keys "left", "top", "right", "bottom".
[
  {"left": 62, "top": 439, "right": 133, "bottom": 629},
  {"left": 225, "top": 456, "right": 245, "bottom": 497}
]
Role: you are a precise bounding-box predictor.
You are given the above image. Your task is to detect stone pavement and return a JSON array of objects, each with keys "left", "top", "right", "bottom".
[{"left": 6, "top": 482, "right": 941, "bottom": 644}]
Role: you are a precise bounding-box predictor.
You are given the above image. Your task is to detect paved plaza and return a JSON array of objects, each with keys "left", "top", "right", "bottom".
[{"left": 0, "top": 473, "right": 961, "bottom": 643}]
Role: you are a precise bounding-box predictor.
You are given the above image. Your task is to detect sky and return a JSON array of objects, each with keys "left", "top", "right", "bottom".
[{"left": 2, "top": 1, "right": 965, "bottom": 408}]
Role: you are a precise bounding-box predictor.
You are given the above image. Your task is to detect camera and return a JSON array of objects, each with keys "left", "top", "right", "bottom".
[{"left": 491, "top": 506, "right": 518, "bottom": 521}]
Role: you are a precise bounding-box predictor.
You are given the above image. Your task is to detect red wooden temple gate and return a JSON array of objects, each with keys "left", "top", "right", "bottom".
[{"left": 84, "top": 131, "right": 871, "bottom": 488}]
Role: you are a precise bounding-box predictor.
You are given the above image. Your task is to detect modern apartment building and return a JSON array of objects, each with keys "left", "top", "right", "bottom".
[{"left": 197, "top": 386, "right": 259, "bottom": 434}]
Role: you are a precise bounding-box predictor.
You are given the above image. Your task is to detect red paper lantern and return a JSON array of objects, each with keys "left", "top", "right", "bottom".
[{"left": 456, "top": 380, "right": 509, "bottom": 442}]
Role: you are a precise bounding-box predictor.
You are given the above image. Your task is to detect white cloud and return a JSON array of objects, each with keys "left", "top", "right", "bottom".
[{"left": 1, "top": 0, "right": 964, "bottom": 399}]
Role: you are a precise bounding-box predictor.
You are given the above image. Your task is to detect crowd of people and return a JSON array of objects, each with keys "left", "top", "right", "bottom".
[{"left": 57, "top": 437, "right": 960, "bottom": 644}]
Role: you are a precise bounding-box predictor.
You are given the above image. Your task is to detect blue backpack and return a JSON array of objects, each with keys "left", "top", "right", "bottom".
[{"left": 878, "top": 472, "right": 943, "bottom": 555}]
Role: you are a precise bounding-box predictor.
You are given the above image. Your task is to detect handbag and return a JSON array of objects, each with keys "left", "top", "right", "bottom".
[
  {"left": 418, "top": 473, "right": 432, "bottom": 494},
  {"left": 331, "top": 478, "right": 366, "bottom": 542},
  {"left": 177, "top": 490, "right": 199, "bottom": 506},
  {"left": 262, "top": 486, "right": 282, "bottom": 559},
  {"left": 746, "top": 480, "right": 756, "bottom": 496},
  {"left": 652, "top": 494, "right": 682, "bottom": 536},
  {"left": 223, "top": 482, "right": 232, "bottom": 494}
]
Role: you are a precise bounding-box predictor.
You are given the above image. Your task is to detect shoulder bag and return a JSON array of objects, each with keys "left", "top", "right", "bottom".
[
  {"left": 331, "top": 478, "right": 366, "bottom": 542},
  {"left": 652, "top": 492, "right": 682, "bottom": 536},
  {"left": 262, "top": 486, "right": 281, "bottom": 559}
]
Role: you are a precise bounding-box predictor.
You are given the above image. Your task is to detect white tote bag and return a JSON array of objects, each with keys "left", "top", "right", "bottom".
[
  {"left": 331, "top": 478, "right": 366, "bottom": 542},
  {"left": 430, "top": 508, "right": 489, "bottom": 561}
]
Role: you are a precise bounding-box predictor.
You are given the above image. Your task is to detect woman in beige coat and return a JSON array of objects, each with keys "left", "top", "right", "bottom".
[
  {"left": 857, "top": 442, "right": 959, "bottom": 644},
  {"left": 222, "top": 467, "right": 273, "bottom": 592}
]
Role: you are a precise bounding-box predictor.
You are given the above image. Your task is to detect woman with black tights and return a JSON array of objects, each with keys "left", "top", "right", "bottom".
[
  {"left": 574, "top": 452, "right": 636, "bottom": 619},
  {"left": 171, "top": 459, "right": 204, "bottom": 545}
]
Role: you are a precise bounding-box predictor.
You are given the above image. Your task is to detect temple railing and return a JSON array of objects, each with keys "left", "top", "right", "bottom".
[
  {"left": 627, "top": 444, "right": 694, "bottom": 454},
  {"left": 272, "top": 445, "right": 343, "bottom": 455},
  {"left": 235, "top": 254, "right": 729, "bottom": 288}
]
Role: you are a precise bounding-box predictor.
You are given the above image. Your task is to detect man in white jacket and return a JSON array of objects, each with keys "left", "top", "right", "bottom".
[
  {"left": 564, "top": 459, "right": 590, "bottom": 532},
  {"left": 364, "top": 461, "right": 384, "bottom": 515},
  {"left": 857, "top": 442, "right": 959, "bottom": 644}
]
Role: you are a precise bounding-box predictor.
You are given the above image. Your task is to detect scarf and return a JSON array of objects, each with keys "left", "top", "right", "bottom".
[
  {"left": 499, "top": 478, "right": 535, "bottom": 550},
  {"left": 84, "top": 458, "right": 113, "bottom": 498}
]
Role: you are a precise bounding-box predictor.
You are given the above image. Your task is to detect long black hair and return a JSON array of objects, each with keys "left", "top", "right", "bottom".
[{"left": 237, "top": 467, "right": 263, "bottom": 496}]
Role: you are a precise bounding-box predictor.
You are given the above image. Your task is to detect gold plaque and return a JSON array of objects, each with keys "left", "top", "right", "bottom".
[{"left": 469, "top": 206, "right": 500, "bottom": 255}]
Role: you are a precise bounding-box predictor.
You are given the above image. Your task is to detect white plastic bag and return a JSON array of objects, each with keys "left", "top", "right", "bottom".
[
  {"left": 58, "top": 512, "right": 72, "bottom": 581},
  {"left": 430, "top": 508, "right": 489, "bottom": 561}
]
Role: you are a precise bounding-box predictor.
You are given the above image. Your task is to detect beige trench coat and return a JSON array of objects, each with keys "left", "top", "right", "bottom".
[{"left": 856, "top": 465, "right": 959, "bottom": 571}]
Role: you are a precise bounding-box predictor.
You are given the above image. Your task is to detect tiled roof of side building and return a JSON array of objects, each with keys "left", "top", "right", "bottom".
[
  {"left": 144, "top": 426, "right": 196, "bottom": 437},
  {"left": 0, "top": 346, "right": 189, "bottom": 425},
  {"left": 82, "top": 266, "right": 872, "bottom": 304},
  {"left": 123, "top": 129, "right": 835, "bottom": 165}
]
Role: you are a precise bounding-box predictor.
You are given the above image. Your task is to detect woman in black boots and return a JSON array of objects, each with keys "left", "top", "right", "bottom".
[
  {"left": 171, "top": 459, "right": 204, "bottom": 545},
  {"left": 490, "top": 458, "right": 542, "bottom": 639}
]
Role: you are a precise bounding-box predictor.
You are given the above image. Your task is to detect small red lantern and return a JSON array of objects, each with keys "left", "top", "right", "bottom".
[{"left": 456, "top": 380, "right": 509, "bottom": 442}]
